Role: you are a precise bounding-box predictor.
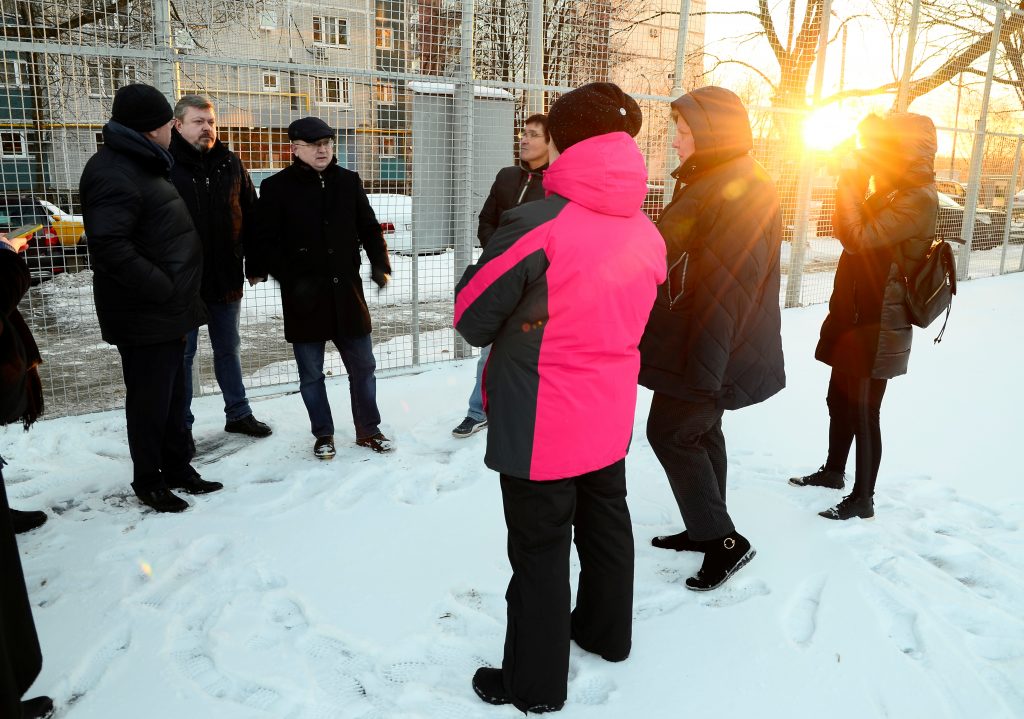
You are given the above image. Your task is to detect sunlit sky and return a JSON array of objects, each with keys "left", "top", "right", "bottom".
[{"left": 699, "top": 0, "right": 1020, "bottom": 156}]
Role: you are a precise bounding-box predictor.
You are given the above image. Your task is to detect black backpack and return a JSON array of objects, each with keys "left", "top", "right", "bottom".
[{"left": 902, "top": 238, "right": 958, "bottom": 343}]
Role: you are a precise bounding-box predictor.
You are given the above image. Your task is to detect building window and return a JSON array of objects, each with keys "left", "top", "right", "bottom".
[
  {"left": 259, "top": 9, "right": 277, "bottom": 30},
  {"left": 313, "top": 16, "right": 348, "bottom": 46},
  {"left": 87, "top": 60, "right": 137, "bottom": 98},
  {"left": 263, "top": 72, "right": 280, "bottom": 92},
  {"left": 0, "top": 131, "right": 28, "bottom": 158},
  {"left": 1, "top": 58, "right": 28, "bottom": 87},
  {"left": 380, "top": 136, "right": 397, "bottom": 157},
  {"left": 376, "top": 25, "right": 393, "bottom": 50},
  {"left": 95, "top": 131, "right": 105, "bottom": 149},
  {"left": 374, "top": 79, "right": 395, "bottom": 105},
  {"left": 315, "top": 77, "right": 350, "bottom": 106}
]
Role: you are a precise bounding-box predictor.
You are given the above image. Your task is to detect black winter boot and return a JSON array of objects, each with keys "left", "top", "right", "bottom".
[
  {"left": 789, "top": 465, "right": 845, "bottom": 489},
  {"left": 685, "top": 531, "right": 756, "bottom": 592},
  {"left": 819, "top": 494, "right": 874, "bottom": 520},
  {"left": 166, "top": 467, "right": 223, "bottom": 495},
  {"left": 11, "top": 508, "right": 48, "bottom": 534},
  {"left": 134, "top": 487, "right": 189, "bottom": 513},
  {"left": 472, "top": 668, "right": 564, "bottom": 713},
  {"left": 21, "top": 696, "right": 54, "bottom": 719},
  {"left": 651, "top": 530, "right": 708, "bottom": 553}
]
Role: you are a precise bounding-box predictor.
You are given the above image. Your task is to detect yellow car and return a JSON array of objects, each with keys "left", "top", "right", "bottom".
[{"left": 38, "top": 199, "right": 86, "bottom": 248}]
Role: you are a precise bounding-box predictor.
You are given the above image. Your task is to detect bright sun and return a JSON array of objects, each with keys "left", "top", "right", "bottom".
[{"left": 802, "top": 106, "right": 861, "bottom": 151}]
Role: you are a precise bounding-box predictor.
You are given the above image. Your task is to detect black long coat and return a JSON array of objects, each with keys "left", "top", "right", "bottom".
[
  {"left": 0, "top": 249, "right": 43, "bottom": 718},
  {"left": 639, "top": 86, "right": 786, "bottom": 410},
  {"left": 169, "top": 131, "right": 261, "bottom": 304},
  {"left": 815, "top": 113, "right": 938, "bottom": 379},
  {"left": 256, "top": 158, "right": 391, "bottom": 343},
  {"left": 80, "top": 121, "right": 206, "bottom": 347}
]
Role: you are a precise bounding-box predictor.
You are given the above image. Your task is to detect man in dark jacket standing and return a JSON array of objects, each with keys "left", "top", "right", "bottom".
[
  {"left": 81, "top": 83, "right": 221, "bottom": 513},
  {"left": 451, "top": 113, "right": 549, "bottom": 438},
  {"left": 256, "top": 117, "right": 393, "bottom": 459},
  {"left": 639, "top": 86, "right": 785, "bottom": 591},
  {"left": 170, "top": 94, "right": 272, "bottom": 449}
]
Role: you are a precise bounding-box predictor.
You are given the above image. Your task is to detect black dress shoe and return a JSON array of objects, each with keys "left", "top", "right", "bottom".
[
  {"left": 685, "top": 531, "right": 756, "bottom": 591},
  {"left": 166, "top": 471, "right": 223, "bottom": 495},
  {"left": 11, "top": 508, "right": 48, "bottom": 534},
  {"left": 21, "top": 696, "right": 54, "bottom": 719},
  {"left": 134, "top": 488, "right": 189, "bottom": 513},
  {"left": 225, "top": 415, "right": 272, "bottom": 437}
]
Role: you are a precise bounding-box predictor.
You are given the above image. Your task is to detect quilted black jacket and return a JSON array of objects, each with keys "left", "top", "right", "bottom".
[
  {"left": 815, "top": 112, "right": 938, "bottom": 379},
  {"left": 639, "top": 86, "right": 785, "bottom": 410}
]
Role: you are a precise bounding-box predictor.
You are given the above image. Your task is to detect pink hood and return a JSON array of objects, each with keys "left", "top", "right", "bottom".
[{"left": 543, "top": 132, "right": 650, "bottom": 217}]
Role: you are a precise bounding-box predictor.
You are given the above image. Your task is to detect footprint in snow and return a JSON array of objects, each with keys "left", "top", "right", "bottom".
[{"left": 783, "top": 574, "right": 827, "bottom": 647}]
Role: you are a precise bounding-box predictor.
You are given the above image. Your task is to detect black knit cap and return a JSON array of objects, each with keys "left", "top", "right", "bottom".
[
  {"left": 547, "top": 82, "right": 643, "bottom": 152},
  {"left": 288, "top": 116, "right": 335, "bottom": 142},
  {"left": 111, "top": 84, "right": 173, "bottom": 133}
]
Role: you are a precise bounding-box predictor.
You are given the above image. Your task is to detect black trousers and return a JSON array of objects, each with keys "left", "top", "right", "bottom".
[
  {"left": 0, "top": 463, "right": 42, "bottom": 717},
  {"left": 499, "top": 459, "right": 633, "bottom": 711},
  {"left": 824, "top": 369, "right": 888, "bottom": 499},
  {"left": 117, "top": 339, "right": 193, "bottom": 491},
  {"left": 646, "top": 393, "right": 733, "bottom": 541}
]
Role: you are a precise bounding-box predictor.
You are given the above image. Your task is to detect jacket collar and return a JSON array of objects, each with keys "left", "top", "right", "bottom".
[
  {"left": 170, "top": 129, "right": 229, "bottom": 170},
  {"left": 102, "top": 120, "right": 174, "bottom": 175}
]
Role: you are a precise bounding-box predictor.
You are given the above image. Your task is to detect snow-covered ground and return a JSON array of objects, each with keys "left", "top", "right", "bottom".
[{"left": 3, "top": 273, "right": 1022, "bottom": 719}]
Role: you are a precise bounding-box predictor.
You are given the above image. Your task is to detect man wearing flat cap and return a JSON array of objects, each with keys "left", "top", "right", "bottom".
[
  {"left": 256, "top": 116, "right": 393, "bottom": 459},
  {"left": 81, "top": 83, "right": 220, "bottom": 514},
  {"left": 640, "top": 86, "right": 785, "bottom": 590},
  {"left": 455, "top": 82, "right": 666, "bottom": 713}
]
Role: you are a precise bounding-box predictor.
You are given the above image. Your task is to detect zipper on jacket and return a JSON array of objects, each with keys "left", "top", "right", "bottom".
[
  {"left": 667, "top": 252, "right": 689, "bottom": 310},
  {"left": 516, "top": 173, "right": 534, "bottom": 206}
]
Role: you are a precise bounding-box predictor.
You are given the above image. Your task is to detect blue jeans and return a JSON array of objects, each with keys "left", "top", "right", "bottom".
[
  {"left": 466, "top": 344, "right": 491, "bottom": 421},
  {"left": 183, "top": 300, "right": 252, "bottom": 430},
  {"left": 293, "top": 334, "right": 382, "bottom": 440}
]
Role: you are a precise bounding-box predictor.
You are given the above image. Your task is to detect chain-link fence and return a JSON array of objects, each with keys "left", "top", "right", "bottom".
[{"left": 2, "top": 0, "right": 1021, "bottom": 418}]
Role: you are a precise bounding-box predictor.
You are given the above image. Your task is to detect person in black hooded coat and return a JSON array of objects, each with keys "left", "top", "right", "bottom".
[
  {"left": 790, "top": 113, "right": 938, "bottom": 521},
  {"left": 0, "top": 238, "right": 53, "bottom": 719},
  {"left": 639, "top": 86, "right": 785, "bottom": 591}
]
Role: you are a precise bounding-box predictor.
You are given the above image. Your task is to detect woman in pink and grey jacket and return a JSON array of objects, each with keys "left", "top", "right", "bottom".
[{"left": 454, "top": 83, "right": 666, "bottom": 714}]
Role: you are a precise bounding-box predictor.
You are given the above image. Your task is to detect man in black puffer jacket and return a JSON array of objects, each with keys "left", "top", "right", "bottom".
[
  {"left": 170, "top": 94, "right": 271, "bottom": 448},
  {"left": 81, "top": 83, "right": 219, "bottom": 514},
  {"left": 639, "top": 86, "right": 785, "bottom": 591}
]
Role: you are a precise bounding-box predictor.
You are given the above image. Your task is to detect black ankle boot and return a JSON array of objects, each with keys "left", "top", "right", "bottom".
[
  {"left": 685, "top": 531, "right": 756, "bottom": 591},
  {"left": 22, "top": 695, "right": 54, "bottom": 719},
  {"left": 472, "top": 667, "right": 564, "bottom": 713},
  {"left": 789, "top": 465, "right": 845, "bottom": 489},
  {"left": 651, "top": 530, "right": 708, "bottom": 553},
  {"left": 819, "top": 494, "right": 874, "bottom": 520}
]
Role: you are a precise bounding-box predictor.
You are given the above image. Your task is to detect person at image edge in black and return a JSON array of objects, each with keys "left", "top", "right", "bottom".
[{"left": 0, "top": 234, "right": 54, "bottom": 718}]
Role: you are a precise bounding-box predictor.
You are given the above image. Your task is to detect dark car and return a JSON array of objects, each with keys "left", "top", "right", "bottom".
[{"left": 0, "top": 195, "right": 66, "bottom": 283}]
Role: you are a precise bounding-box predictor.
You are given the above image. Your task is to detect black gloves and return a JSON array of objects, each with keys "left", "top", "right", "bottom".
[{"left": 371, "top": 266, "right": 391, "bottom": 289}]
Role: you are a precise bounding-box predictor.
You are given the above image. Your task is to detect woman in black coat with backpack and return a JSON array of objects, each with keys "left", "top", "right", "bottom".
[
  {"left": 1, "top": 236, "right": 53, "bottom": 719},
  {"left": 789, "top": 113, "right": 938, "bottom": 520}
]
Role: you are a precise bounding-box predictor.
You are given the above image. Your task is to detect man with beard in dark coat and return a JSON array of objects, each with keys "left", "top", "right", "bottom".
[
  {"left": 639, "top": 86, "right": 785, "bottom": 591},
  {"left": 81, "top": 83, "right": 220, "bottom": 513},
  {"left": 170, "top": 94, "right": 272, "bottom": 451},
  {"left": 1, "top": 235, "right": 54, "bottom": 719},
  {"left": 256, "top": 117, "right": 393, "bottom": 459}
]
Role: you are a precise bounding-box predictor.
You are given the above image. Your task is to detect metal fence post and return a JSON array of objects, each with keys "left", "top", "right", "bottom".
[
  {"left": 998, "top": 135, "right": 1022, "bottom": 275},
  {"left": 895, "top": 0, "right": 922, "bottom": 112},
  {"left": 152, "top": 0, "right": 178, "bottom": 100},
  {"left": 957, "top": 5, "right": 1003, "bottom": 281},
  {"left": 528, "top": 0, "right": 544, "bottom": 116},
  {"left": 784, "top": 0, "right": 832, "bottom": 308},
  {"left": 453, "top": 0, "right": 475, "bottom": 360}
]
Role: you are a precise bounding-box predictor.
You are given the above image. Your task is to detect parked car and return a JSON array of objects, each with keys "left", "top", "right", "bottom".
[
  {"left": 367, "top": 193, "right": 413, "bottom": 253},
  {"left": 936, "top": 190, "right": 1014, "bottom": 250},
  {"left": 37, "top": 199, "right": 87, "bottom": 249},
  {"left": 935, "top": 179, "right": 967, "bottom": 204},
  {"left": 0, "top": 195, "right": 66, "bottom": 283}
]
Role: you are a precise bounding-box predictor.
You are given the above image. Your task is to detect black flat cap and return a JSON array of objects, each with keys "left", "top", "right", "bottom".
[{"left": 288, "top": 117, "right": 335, "bottom": 142}]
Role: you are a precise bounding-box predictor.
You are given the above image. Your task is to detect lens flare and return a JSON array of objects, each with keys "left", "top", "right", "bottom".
[
  {"left": 802, "top": 106, "right": 860, "bottom": 152},
  {"left": 139, "top": 561, "right": 153, "bottom": 578}
]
